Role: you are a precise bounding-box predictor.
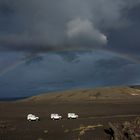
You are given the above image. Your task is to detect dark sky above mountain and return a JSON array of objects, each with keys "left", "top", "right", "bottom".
[
  {"left": 1, "top": 50, "right": 140, "bottom": 98},
  {"left": 0, "top": 0, "right": 140, "bottom": 97}
]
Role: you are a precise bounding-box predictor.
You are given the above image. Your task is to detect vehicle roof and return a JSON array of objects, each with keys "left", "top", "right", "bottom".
[{"left": 68, "top": 113, "right": 75, "bottom": 114}]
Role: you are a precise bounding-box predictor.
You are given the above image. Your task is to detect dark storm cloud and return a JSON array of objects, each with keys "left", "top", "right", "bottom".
[
  {"left": 108, "top": 6, "right": 140, "bottom": 57},
  {"left": 0, "top": 0, "right": 140, "bottom": 52}
]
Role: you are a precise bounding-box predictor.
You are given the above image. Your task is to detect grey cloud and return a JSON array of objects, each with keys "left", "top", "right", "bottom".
[
  {"left": 0, "top": 0, "right": 140, "bottom": 52},
  {"left": 66, "top": 18, "right": 107, "bottom": 47},
  {"left": 108, "top": 4, "right": 140, "bottom": 56}
]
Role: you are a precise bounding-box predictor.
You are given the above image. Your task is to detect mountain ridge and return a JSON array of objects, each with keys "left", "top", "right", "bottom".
[{"left": 22, "top": 86, "right": 140, "bottom": 102}]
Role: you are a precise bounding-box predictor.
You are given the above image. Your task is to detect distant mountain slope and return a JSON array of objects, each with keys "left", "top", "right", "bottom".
[
  {"left": 23, "top": 86, "right": 140, "bottom": 102},
  {"left": 130, "top": 85, "right": 140, "bottom": 90}
]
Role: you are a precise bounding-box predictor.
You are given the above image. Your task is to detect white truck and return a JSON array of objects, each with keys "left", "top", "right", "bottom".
[
  {"left": 51, "top": 114, "right": 62, "bottom": 120},
  {"left": 27, "top": 114, "right": 39, "bottom": 121},
  {"left": 68, "top": 113, "right": 78, "bottom": 119}
]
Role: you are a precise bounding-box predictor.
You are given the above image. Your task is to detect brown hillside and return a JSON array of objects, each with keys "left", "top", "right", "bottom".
[{"left": 23, "top": 86, "right": 140, "bottom": 102}]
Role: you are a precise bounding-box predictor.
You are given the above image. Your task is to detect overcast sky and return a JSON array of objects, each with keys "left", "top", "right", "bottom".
[
  {"left": 0, "top": 0, "right": 140, "bottom": 53},
  {"left": 0, "top": 0, "right": 140, "bottom": 97}
]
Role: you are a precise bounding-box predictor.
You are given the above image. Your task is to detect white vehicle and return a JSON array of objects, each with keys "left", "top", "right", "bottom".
[
  {"left": 27, "top": 114, "right": 39, "bottom": 121},
  {"left": 68, "top": 113, "right": 78, "bottom": 119},
  {"left": 51, "top": 114, "right": 62, "bottom": 120}
]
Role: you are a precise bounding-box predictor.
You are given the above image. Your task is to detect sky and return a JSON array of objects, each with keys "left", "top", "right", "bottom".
[{"left": 0, "top": 0, "right": 140, "bottom": 98}]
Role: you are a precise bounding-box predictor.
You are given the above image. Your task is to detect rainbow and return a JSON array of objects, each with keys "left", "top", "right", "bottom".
[
  {"left": 0, "top": 60, "right": 25, "bottom": 77},
  {"left": 104, "top": 49, "right": 140, "bottom": 64},
  {"left": 0, "top": 54, "right": 41, "bottom": 77},
  {"left": 0, "top": 50, "right": 139, "bottom": 77}
]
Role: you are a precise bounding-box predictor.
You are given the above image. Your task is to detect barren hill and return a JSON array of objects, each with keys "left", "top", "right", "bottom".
[{"left": 24, "top": 86, "right": 140, "bottom": 102}]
